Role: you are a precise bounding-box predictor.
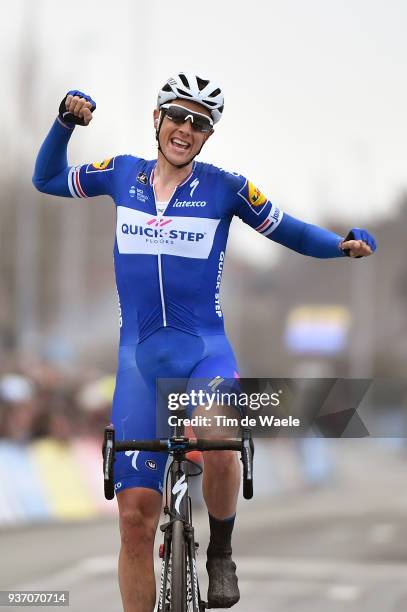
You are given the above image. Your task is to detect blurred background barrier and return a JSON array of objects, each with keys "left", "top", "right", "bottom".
[
  {"left": 0, "top": 370, "right": 117, "bottom": 526},
  {"left": 0, "top": 437, "right": 118, "bottom": 525}
]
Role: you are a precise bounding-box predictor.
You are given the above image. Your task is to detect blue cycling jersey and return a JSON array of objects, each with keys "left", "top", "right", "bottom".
[
  {"left": 72, "top": 154, "right": 286, "bottom": 343},
  {"left": 33, "top": 119, "right": 346, "bottom": 345}
]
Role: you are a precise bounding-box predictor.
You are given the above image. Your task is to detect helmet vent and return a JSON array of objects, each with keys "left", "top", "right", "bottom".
[
  {"left": 177, "top": 88, "right": 193, "bottom": 98},
  {"left": 179, "top": 74, "right": 190, "bottom": 88},
  {"left": 162, "top": 83, "right": 172, "bottom": 92},
  {"left": 196, "top": 76, "right": 210, "bottom": 90}
]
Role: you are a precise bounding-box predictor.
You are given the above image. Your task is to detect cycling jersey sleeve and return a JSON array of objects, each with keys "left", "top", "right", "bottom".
[
  {"left": 33, "top": 118, "right": 117, "bottom": 199},
  {"left": 224, "top": 172, "right": 345, "bottom": 258}
]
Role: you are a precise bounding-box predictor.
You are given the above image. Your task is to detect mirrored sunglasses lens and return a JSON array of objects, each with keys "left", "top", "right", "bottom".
[
  {"left": 165, "top": 107, "right": 187, "bottom": 124},
  {"left": 192, "top": 117, "right": 211, "bottom": 133}
]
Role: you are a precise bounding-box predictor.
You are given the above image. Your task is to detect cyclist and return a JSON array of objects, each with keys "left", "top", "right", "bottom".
[{"left": 33, "top": 73, "right": 377, "bottom": 612}]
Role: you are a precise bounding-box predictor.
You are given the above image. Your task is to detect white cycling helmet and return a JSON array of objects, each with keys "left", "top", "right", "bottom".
[{"left": 157, "top": 73, "right": 224, "bottom": 124}]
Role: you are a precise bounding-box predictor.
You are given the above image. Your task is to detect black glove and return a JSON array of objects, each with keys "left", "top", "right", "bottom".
[{"left": 58, "top": 89, "right": 96, "bottom": 126}]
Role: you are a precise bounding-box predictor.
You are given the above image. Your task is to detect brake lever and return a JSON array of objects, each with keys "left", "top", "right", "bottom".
[{"left": 240, "top": 427, "right": 254, "bottom": 499}]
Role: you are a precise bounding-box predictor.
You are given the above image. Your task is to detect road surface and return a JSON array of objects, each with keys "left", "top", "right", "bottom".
[{"left": 2, "top": 440, "right": 407, "bottom": 611}]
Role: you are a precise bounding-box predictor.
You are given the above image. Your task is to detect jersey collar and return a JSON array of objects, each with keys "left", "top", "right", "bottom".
[{"left": 149, "top": 161, "right": 196, "bottom": 187}]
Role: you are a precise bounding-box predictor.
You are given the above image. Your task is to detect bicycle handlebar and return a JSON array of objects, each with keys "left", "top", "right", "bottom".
[
  {"left": 102, "top": 425, "right": 254, "bottom": 501},
  {"left": 115, "top": 438, "right": 243, "bottom": 452}
]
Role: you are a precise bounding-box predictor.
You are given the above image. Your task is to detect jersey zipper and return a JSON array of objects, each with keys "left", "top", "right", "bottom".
[
  {"left": 157, "top": 253, "right": 167, "bottom": 326},
  {"left": 152, "top": 182, "right": 175, "bottom": 328},
  {"left": 151, "top": 163, "right": 196, "bottom": 328}
]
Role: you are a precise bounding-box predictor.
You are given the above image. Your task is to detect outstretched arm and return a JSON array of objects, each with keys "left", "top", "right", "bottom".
[
  {"left": 271, "top": 212, "right": 345, "bottom": 258},
  {"left": 227, "top": 174, "right": 376, "bottom": 259},
  {"left": 271, "top": 215, "right": 375, "bottom": 258}
]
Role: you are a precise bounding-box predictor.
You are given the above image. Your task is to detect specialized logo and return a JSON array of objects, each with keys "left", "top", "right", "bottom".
[
  {"left": 172, "top": 473, "right": 188, "bottom": 514},
  {"left": 238, "top": 179, "right": 268, "bottom": 214},
  {"left": 137, "top": 172, "right": 148, "bottom": 185},
  {"left": 208, "top": 376, "right": 225, "bottom": 391},
  {"left": 87, "top": 158, "right": 114, "bottom": 173},
  {"left": 190, "top": 178, "right": 199, "bottom": 198},
  {"left": 145, "top": 459, "right": 157, "bottom": 470},
  {"left": 125, "top": 450, "right": 140, "bottom": 470},
  {"left": 117, "top": 207, "right": 220, "bottom": 259},
  {"left": 158, "top": 558, "right": 165, "bottom": 610}
]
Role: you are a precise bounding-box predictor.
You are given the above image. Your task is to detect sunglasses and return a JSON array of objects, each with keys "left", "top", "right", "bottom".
[{"left": 160, "top": 103, "right": 214, "bottom": 133}]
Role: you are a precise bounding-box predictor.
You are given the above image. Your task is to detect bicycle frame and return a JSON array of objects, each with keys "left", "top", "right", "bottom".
[{"left": 158, "top": 449, "right": 202, "bottom": 611}]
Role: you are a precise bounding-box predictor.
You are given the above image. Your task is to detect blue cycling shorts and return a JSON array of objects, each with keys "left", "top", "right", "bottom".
[{"left": 111, "top": 328, "right": 239, "bottom": 496}]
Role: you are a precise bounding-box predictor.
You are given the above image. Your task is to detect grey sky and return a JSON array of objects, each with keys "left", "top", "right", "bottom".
[{"left": 2, "top": 0, "right": 406, "bottom": 264}]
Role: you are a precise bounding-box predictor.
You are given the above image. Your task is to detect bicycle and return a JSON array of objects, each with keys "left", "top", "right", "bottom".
[{"left": 102, "top": 423, "right": 254, "bottom": 611}]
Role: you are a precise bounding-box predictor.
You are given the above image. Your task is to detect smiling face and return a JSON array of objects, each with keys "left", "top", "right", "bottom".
[{"left": 154, "top": 98, "right": 213, "bottom": 166}]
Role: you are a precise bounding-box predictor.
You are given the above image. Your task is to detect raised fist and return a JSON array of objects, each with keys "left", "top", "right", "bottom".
[{"left": 58, "top": 90, "right": 96, "bottom": 127}]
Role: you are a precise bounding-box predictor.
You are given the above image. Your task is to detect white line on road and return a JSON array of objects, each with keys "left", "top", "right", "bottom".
[
  {"left": 326, "top": 584, "right": 363, "bottom": 601},
  {"left": 369, "top": 523, "right": 395, "bottom": 544},
  {"left": 17, "top": 556, "right": 118, "bottom": 590}
]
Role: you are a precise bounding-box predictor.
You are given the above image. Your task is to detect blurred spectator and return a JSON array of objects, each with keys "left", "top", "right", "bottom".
[
  {"left": 35, "top": 390, "right": 78, "bottom": 442},
  {"left": 0, "top": 374, "right": 38, "bottom": 443},
  {"left": 76, "top": 375, "right": 114, "bottom": 440},
  {"left": 0, "top": 356, "right": 114, "bottom": 443}
]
